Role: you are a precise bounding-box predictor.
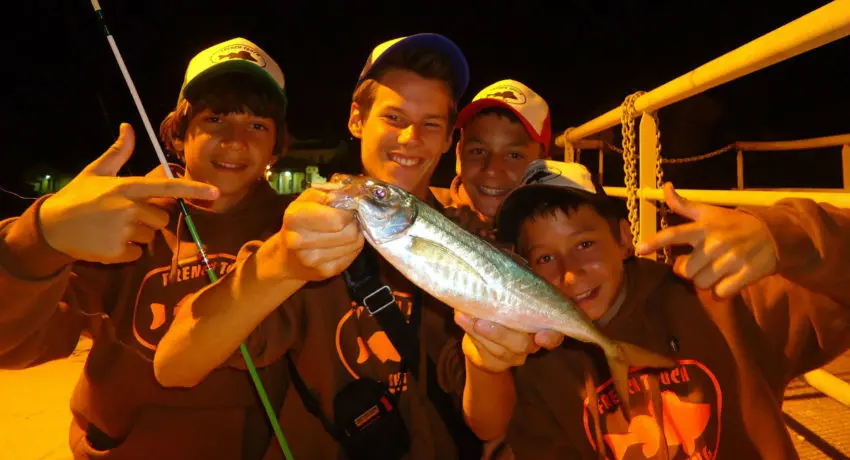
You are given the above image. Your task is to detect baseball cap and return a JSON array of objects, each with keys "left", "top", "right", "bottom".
[
  {"left": 456, "top": 80, "right": 552, "bottom": 154},
  {"left": 356, "top": 33, "right": 470, "bottom": 102},
  {"left": 495, "top": 160, "right": 610, "bottom": 243},
  {"left": 178, "top": 37, "right": 287, "bottom": 111}
]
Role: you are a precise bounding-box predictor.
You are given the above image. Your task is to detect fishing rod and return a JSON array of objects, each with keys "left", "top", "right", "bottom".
[{"left": 87, "top": 2, "right": 294, "bottom": 458}]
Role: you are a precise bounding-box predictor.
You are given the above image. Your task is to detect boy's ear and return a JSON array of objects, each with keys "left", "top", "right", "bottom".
[
  {"left": 618, "top": 219, "right": 634, "bottom": 259},
  {"left": 172, "top": 138, "right": 185, "bottom": 152},
  {"left": 348, "top": 103, "right": 363, "bottom": 139}
]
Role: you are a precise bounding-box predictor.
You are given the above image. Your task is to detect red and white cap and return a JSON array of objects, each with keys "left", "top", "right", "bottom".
[{"left": 456, "top": 79, "right": 551, "bottom": 154}]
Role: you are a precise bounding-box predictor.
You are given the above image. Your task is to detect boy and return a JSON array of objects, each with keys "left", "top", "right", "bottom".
[
  {"left": 155, "top": 34, "right": 560, "bottom": 459},
  {"left": 494, "top": 160, "right": 850, "bottom": 459},
  {"left": 432, "top": 79, "right": 550, "bottom": 240},
  {"left": 0, "top": 38, "right": 297, "bottom": 459}
]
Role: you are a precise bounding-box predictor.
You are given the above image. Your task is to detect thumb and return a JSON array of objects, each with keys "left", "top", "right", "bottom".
[
  {"left": 83, "top": 123, "right": 136, "bottom": 177},
  {"left": 664, "top": 182, "right": 704, "bottom": 221}
]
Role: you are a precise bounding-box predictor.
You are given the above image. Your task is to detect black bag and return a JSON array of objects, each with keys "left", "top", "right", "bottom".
[
  {"left": 287, "top": 246, "right": 482, "bottom": 459},
  {"left": 286, "top": 355, "right": 410, "bottom": 460}
]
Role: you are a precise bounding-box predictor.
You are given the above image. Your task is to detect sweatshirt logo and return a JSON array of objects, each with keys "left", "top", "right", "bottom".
[
  {"left": 335, "top": 291, "right": 414, "bottom": 393},
  {"left": 582, "top": 360, "right": 722, "bottom": 460},
  {"left": 132, "top": 254, "right": 237, "bottom": 356}
]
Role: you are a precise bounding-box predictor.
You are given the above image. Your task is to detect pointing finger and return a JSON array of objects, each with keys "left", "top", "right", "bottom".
[{"left": 117, "top": 178, "right": 220, "bottom": 201}]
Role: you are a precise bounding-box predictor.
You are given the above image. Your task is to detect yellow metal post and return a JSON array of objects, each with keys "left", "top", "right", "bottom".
[
  {"left": 564, "top": 142, "right": 575, "bottom": 163},
  {"left": 736, "top": 150, "right": 744, "bottom": 190},
  {"left": 639, "top": 115, "right": 658, "bottom": 260},
  {"left": 598, "top": 148, "right": 605, "bottom": 185}
]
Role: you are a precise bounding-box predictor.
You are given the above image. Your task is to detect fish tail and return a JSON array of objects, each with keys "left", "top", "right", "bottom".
[{"left": 603, "top": 341, "right": 677, "bottom": 420}]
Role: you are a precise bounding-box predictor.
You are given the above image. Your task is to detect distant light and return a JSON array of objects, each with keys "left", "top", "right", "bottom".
[
  {"left": 265, "top": 165, "right": 271, "bottom": 170},
  {"left": 265, "top": 171, "right": 271, "bottom": 177},
  {"left": 284, "top": 171, "right": 291, "bottom": 177},
  {"left": 44, "top": 175, "right": 51, "bottom": 180}
]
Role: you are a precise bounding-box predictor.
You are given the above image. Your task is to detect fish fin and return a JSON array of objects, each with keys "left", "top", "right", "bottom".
[
  {"left": 603, "top": 342, "right": 677, "bottom": 422},
  {"left": 409, "top": 236, "right": 488, "bottom": 285}
]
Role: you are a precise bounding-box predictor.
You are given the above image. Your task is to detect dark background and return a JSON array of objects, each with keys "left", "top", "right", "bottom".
[{"left": 3, "top": 0, "right": 848, "bottom": 217}]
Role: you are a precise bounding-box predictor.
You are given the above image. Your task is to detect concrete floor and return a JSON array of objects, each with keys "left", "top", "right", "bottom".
[{"left": 1, "top": 338, "right": 848, "bottom": 460}]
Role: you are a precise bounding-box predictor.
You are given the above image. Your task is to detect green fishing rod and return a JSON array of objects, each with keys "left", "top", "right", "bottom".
[{"left": 88, "top": 1, "right": 294, "bottom": 458}]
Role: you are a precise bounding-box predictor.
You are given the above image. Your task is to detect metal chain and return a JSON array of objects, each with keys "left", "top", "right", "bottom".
[
  {"left": 660, "top": 143, "right": 736, "bottom": 164},
  {"left": 648, "top": 110, "right": 671, "bottom": 263},
  {"left": 620, "top": 92, "right": 643, "bottom": 251}
]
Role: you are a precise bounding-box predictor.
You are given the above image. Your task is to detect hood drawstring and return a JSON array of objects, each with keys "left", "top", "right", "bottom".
[{"left": 584, "top": 355, "right": 607, "bottom": 460}]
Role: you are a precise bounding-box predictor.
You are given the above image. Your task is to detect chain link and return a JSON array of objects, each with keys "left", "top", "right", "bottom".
[
  {"left": 660, "top": 143, "right": 736, "bottom": 164},
  {"left": 648, "top": 111, "right": 671, "bottom": 263},
  {"left": 620, "top": 92, "right": 643, "bottom": 251}
]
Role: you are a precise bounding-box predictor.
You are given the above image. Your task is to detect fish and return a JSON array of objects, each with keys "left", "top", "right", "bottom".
[{"left": 316, "top": 174, "right": 676, "bottom": 414}]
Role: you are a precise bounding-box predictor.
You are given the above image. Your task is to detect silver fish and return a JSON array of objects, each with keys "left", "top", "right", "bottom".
[{"left": 319, "top": 174, "right": 675, "bottom": 412}]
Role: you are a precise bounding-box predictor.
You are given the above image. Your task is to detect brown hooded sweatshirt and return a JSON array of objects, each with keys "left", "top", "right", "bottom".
[
  {"left": 0, "top": 174, "right": 295, "bottom": 460},
  {"left": 507, "top": 199, "right": 850, "bottom": 460}
]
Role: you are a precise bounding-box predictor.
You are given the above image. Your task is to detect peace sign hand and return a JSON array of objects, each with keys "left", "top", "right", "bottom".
[{"left": 636, "top": 183, "right": 778, "bottom": 298}]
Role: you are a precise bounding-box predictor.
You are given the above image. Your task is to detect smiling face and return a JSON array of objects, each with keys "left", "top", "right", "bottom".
[
  {"left": 518, "top": 204, "right": 631, "bottom": 320},
  {"left": 458, "top": 111, "right": 544, "bottom": 219},
  {"left": 349, "top": 68, "right": 454, "bottom": 198},
  {"left": 175, "top": 108, "right": 276, "bottom": 210}
]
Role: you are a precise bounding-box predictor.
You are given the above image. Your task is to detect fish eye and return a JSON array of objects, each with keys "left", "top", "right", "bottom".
[{"left": 371, "top": 186, "right": 389, "bottom": 200}]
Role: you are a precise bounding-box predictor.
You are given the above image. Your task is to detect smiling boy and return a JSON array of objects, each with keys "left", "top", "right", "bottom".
[
  {"left": 495, "top": 159, "right": 850, "bottom": 459},
  {"left": 432, "top": 79, "right": 550, "bottom": 240},
  {"left": 0, "top": 38, "right": 299, "bottom": 459}
]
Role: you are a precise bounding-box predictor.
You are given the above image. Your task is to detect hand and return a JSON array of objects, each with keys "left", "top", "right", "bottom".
[
  {"left": 280, "top": 188, "right": 364, "bottom": 281},
  {"left": 636, "top": 182, "right": 778, "bottom": 298},
  {"left": 455, "top": 312, "right": 564, "bottom": 373},
  {"left": 39, "top": 124, "right": 220, "bottom": 264}
]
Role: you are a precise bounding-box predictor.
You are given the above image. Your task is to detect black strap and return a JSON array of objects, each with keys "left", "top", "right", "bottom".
[
  {"left": 344, "top": 247, "right": 420, "bottom": 377},
  {"left": 344, "top": 246, "right": 482, "bottom": 458},
  {"left": 285, "top": 354, "right": 345, "bottom": 442}
]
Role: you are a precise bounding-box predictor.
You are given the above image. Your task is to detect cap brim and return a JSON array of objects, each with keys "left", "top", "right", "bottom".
[
  {"left": 360, "top": 33, "right": 469, "bottom": 101},
  {"left": 456, "top": 99, "right": 546, "bottom": 146},
  {"left": 495, "top": 185, "right": 607, "bottom": 243},
  {"left": 181, "top": 60, "right": 287, "bottom": 109}
]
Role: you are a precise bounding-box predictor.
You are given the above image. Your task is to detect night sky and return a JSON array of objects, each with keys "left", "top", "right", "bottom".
[{"left": 3, "top": 0, "right": 848, "bottom": 217}]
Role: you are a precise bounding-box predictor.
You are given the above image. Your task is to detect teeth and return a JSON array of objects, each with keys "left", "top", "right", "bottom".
[
  {"left": 574, "top": 289, "right": 594, "bottom": 300},
  {"left": 214, "top": 161, "right": 244, "bottom": 169},
  {"left": 390, "top": 154, "right": 421, "bottom": 167},
  {"left": 479, "top": 186, "right": 509, "bottom": 196}
]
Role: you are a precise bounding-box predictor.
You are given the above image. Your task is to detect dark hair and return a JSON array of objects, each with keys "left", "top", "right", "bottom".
[
  {"left": 469, "top": 106, "right": 522, "bottom": 125},
  {"left": 159, "top": 73, "right": 288, "bottom": 161},
  {"left": 352, "top": 47, "right": 457, "bottom": 133},
  {"left": 462, "top": 106, "right": 545, "bottom": 155},
  {"left": 498, "top": 187, "right": 628, "bottom": 249}
]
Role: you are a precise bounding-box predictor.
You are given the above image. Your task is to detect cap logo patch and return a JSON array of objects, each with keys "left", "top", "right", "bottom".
[
  {"left": 484, "top": 84, "right": 526, "bottom": 104},
  {"left": 211, "top": 44, "right": 266, "bottom": 68}
]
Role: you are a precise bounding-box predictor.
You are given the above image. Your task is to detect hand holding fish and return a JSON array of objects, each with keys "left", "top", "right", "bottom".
[
  {"left": 279, "top": 188, "right": 364, "bottom": 281},
  {"left": 455, "top": 312, "right": 564, "bottom": 372},
  {"left": 636, "top": 183, "right": 778, "bottom": 298}
]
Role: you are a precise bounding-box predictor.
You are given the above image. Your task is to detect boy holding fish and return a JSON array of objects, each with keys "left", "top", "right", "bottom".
[
  {"left": 431, "top": 79, "right": 551, "bottom": 242},
  {"left": 491, "top": 159, "right": 850, "bottom": 459},
  {"left": 156, "top": 34, "right": 566, "bottom": 459}
]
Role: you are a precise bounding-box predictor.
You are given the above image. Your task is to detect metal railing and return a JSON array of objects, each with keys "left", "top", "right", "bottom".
[{"left": 557, "top": 0, "right": 850, "bottom": 409}]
